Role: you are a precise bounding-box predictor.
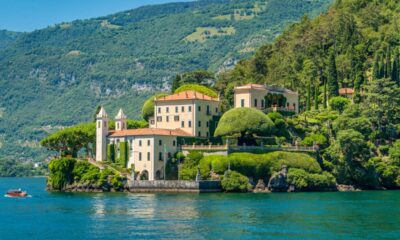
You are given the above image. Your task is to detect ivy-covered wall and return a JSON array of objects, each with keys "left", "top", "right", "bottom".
[
  {"left": 118, "top": 142, "right": 128, "bottom": 168},
  {"left": 107, "top": 144, "right": 115, "bottom": 162}
]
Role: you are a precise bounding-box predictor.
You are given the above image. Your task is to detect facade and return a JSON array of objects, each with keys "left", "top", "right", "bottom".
[
  {"left": 151, "top": 91, "right": 221, "bottom": 138},
  {"left": 96, "top": 90, "right": 221, "bottom": 180},
  {"left": 234, "top": 84, "right": 299, "bottom": 113}
]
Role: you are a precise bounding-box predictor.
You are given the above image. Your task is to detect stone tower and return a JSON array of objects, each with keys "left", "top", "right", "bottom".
[
  {"left": 96, "top": 107, "right": 109, "bottom": 162},
  {"left": 115, "top": 108, "right": 127, "bottom": 131}
]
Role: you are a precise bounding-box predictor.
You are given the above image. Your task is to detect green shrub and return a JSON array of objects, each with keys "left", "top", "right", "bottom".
[
  {"left": 287, "top": 168, "right": 336, "bottom": 191},
  {"left": 174, "top": 84, "right": 218, "bottom": 98},
  {"left": 221, "top": 171, "right": 252, "bottom": 192},
  {"left": 117, "top": 142, "right": 128, "bottom": 168},
  {"left": 107, "top": 144, "right": 115, "bottom": 162},
  {"left": 329, "top": 96, "right": 350, "bottom": 113},
  {"left": 302, "top": 133, "right": 327, "bottom": 147},
  {"left": 48, "top": 158, "right": 76, "bottom": 190}
]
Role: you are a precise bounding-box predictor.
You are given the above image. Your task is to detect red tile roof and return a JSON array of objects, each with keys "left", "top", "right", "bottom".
[
  {"left": 155, "top": 90, "right": 219, "bottom": 102},
  {"left": 108, "top": 128, "right": 191, "bottom": 137},
  {"left": 339, "top": 88, "right": 354, "bottom": 95}
]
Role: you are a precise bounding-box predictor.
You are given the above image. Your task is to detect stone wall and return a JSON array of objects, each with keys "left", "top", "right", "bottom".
[{"left": 128, "top": 180, "right": 222, "bottom": 193}]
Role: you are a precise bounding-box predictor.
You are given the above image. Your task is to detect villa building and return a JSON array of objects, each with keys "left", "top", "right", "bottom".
[
  {"left": 234, "top": 84, "right": 299, "bottom": 113},
  {"left": 96, "top": 90, "right": 221, "bottom": 180}
]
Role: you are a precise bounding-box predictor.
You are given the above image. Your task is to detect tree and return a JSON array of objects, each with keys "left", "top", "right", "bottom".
[
  {"left": 141, "top": 93, "right": 169, "bottom": 121},
  {"left": 300, "top": 59, "right": 317, "bottom": 111},
  {"left": 171, "top": 75, "right": 182, "bottom": 93},
  {"left": 392, "top": 50, "right": 399, "bottom": 84},
  {"left": 214, "top": 108, "right": 274, "bottom": 145},
  {"left": 179, "top": 69, "right": 215, "bottom": 87},
  {"left": 389, "top": 140, "right": 400, "bottom": 165},
  {"left": 174, "top": 84, "right": 218, "bottom": 98},
  {"left": 327, "top": 51, "right": 339, "bottom": 98},
  {"left": 329, "top": 96, "right": 350, "bottom": 113},
  {"left": 373, "top": 54, "right": 381, "bottom": 79},
  {"left": 385, "top": 46, "right": 391, "bottom": 79},
  {"left": 93, "top": 106, "right": 102, "bottom": 122},
  {"left": 221, "top": 171, "right": 252, "bottom": 192},
  {"left": 314, "top": 83, "right": 319, "bottom": 110}
]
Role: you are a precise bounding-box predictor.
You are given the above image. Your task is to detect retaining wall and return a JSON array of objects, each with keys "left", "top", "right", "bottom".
[{"left": 128, "top": 180, "right": 222, "bottom": 193}]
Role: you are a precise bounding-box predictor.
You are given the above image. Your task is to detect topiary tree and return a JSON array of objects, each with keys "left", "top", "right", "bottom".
[
  {"left": 329, "top": 96, "right": 350, "bottom": 113},
  {"left": 141, "top": 93, "right": 169, "bottom": 121},
  {"left": 174, "top": 84, "right": 218, "bottom": 98},
  {"left": 221, "top": 170, "right": 252, "bottom": 192},
  {"left": 214, "top": 108, "right": 274, "bottom": 145}
]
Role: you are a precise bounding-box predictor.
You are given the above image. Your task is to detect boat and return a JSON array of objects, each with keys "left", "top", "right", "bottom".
[{"left": 5, "top": 189, "right": 28, "bottom": 198}]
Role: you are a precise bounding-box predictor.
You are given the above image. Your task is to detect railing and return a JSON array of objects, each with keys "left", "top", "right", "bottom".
[
  {"left": 180, "top": 144, "right": 317, "bottom": 152},
  {"left": 264, "top": 107, "right": 296, "bottom": 113}
]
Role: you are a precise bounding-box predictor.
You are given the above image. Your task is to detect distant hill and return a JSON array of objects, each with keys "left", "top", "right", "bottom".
[{"left": 0, "top": 0, "right": 331, "bottom": 161}]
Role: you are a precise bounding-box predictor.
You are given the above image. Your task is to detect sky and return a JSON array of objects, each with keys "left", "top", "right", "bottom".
[{"left": 0, "top": 0, "right": 191, "bottom": 32}]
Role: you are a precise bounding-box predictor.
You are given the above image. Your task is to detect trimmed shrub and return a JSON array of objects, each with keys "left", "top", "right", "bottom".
[
  {"left": 302, "top": 133, "right": 327, "bottom": 147},
  {"left": 221, "top": 171, "right": 252, "bottom": 192},
  {"left": 329, "top": 96, "right": 350, "bottom": 113},
  {"left": 48, "top": 158, "right": 76, "bottom": 190},
  {"left": 287, "top": 168, "right": 336, "bottom": 191},
  {"left": 174, "top": 84, "right": 218, "bottom": 98}
]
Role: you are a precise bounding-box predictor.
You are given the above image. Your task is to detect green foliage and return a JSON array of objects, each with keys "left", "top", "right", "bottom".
[
  {"left": 175, "top": 69, "right": 216, "bottom": 88},
  {"left": 302, "top": 133, "right": 327, "bottom": 147},
  {"left": 327, "top": 51, "right": 339, "bottom": 98},
  {"left": 329, "top": 96, "right": 350, "bottom": 113},
  {"left": 174, "top": 84, "right": 218, "bottom": 98},
  {"left": 287, "top": 168, "right": 336, "bottom": 191},
  {"left": 48, "top": 158, "right": 77, "bottom": 190},
  {"left": 141, "top": 93, "right": 169, "bottom": 121},
  {"left": 117, "top": 142, "right": 128, "bottom": 168},
  {"left": 389, "top": 140, "right": 400, "bottom": 165},
  {"left": 221, "top": 170, "right": 252, "bottom": 192},
  {"left": 107, "top": 144, "right": 116, "bottom": 162},
  {"left": 179, "top": 151, "right": 204, "bottom": 180},
  {"left": 215, "top": 108, "right": 274, "bottom": 145},
  {"left": 0, "top": 158, "right": 46, "bottom": 177}
]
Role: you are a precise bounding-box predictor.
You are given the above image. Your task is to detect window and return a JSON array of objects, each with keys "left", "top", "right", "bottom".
[
  {"left": 98, "top": 121, "right": 101, "bottom": 128},
  {"left": 198, "top": 131, "right": 201, "bottom": 137},
  {"left": 175, "top": 106, "right": 178, "bottom": 113},
  {"left": 147, "top": 152, "right": 150, "bottom": 161},
  {"left": 198, "top": 106, "right": 201, "bottom": 111},
  {"left": 158, "top": 107, "right": 161, "bottom": 113},
  {"left": 215, "top": 107, "right": 218, "bottom": 113},
  {"left": 181, "top": 106, "right": 185, "bottom": 112},
  {"left": 206, "top": 105, "right": 210, "bottom": 114},
  {"left": 147, "top": 140, "right": 151, "bottom": 146},
  {"left": 181, "top": 121, "right": 185, "bottom": 128},
  {"left": 254, "top": 99, "right": 258, "bottom": 107},
  {"left": 139, "top": 140, "right": 142, "bottom": 147},
  {"left": 173, "top": 140, "right": 176, "bottom": 146},
  {"left": 166, "top": 107, "right": 169, "bottom": 113},
  {"left": 174, "top": 115, "right": 179, "bottom": 121},
  {"left": 117, "top": 122, "right": 120, "bottom": 129},
  {"left": 188, "top": 106, "right": 192, "bottom": 112},
  {"left": 206, "top": 132, "right": 209, "bottom": 137},
  {"left": 241, "top": 99, "right": 245, "bottom": 107},
  {"left": 150, "top": 119, "right": 155, "bottom": 125},
  {"left": 139, "top": 152, "right": 142, "bottom": 161},
  {"left": 287, "top": 102, "right": 290, "bottom": 107},
  {"left": 157, "top": 116, "right": 162, "bottom": 122},
  {"left": 198, "top": 121, "right": 201, "bottom": 127},
  {"left": 188, "top": 121, "right": 192, "bottom": 128},
  {"left": 261, "top": 100, "right": 264, "bottom": 108},
  {"left": 130, "top": 140, "right": 133, "bottom": 150},
  {"left": 206, "top": 121, "right": 209, "bottom": 127},
  {"left": 159, "top": 140, "right": 162, "bottom": 146},
  {"left": 166, "top": 116, "right": 169, "bottom": 122},
  {"left": 159, "top": 152, "right": 163, "bottom": 161}
]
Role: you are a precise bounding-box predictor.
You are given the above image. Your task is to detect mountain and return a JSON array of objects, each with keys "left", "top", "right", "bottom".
[
  {"left": 0, "top": 30, "right": 21, "bottom": 50},
  {"left": 0, "top": 0, "right": 332, "bottom": 162}
]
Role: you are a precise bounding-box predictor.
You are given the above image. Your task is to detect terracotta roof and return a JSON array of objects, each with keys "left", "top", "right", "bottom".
[
  {"left": 339, "top": 88, "right": 354, "bottom": 95},
  {"left": 108, "top": 128, "right": 191, "bottom": 137},
  {"left": 155, "top": 90, "right": 219, "bottom": 102}
]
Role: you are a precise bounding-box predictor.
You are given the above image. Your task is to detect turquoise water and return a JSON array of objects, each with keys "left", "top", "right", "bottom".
[{"left": 0, "top": 178, "right": 399, "bottom": 240}]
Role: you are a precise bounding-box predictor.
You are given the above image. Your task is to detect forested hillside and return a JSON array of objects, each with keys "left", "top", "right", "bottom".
[{"left": 0, "top": 0, "right": 331, "bottom": 162}]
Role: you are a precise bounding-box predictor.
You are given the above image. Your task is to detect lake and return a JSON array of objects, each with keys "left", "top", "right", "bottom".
[{"left": 0, "top": 178, "right": 399, "bottom": 240}]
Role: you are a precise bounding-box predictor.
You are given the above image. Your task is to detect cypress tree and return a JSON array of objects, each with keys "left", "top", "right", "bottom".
[
  {"left": 392, "top": 50, "right": 399, "bottom": 84},
  {"left": 171, "top": 75, "right": 181, "bottom": 93},
  {"left": 314, "top": 83, "right": 319, "bottom": 110},
  {"left": 307, "top": 81, "right": 311, "bottom": 111},
  {"left": 323, "top": 76, "right": 327, "bottom": 109},
  {"left": 373, "top": 55, "right": 380, "bottom": 79},
  {"left": 327, "top": 51, "right": 339, "bottom": 97},
  {"left": 386, "top": 46, "right": 391, "bottom": 78},
  {"left": 380, "top": 54, "right": 385, "bottom": 78}
]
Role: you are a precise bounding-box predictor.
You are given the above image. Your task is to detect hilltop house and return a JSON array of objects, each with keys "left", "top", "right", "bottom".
[
  {"left": 234, "top": 84, "right": 299, "bottom": 113},
  {"left": 96, "top": 90, "right": 221, "bottom": 180}
]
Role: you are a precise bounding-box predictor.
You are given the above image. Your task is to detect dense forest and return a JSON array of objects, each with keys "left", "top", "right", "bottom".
[{"left": 0, "top": 0, "right": 331, "bottom": 165}]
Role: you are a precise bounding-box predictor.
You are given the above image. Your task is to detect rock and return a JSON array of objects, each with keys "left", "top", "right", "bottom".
[
  {"left": 253, "top": 179, "right": 270, "bottom": 193},
  {"left": 268, "top": 165, "right": 289, "bottom": 192},
  {"left": 337, "top": 184, "right": 360, "bottom": 192}
]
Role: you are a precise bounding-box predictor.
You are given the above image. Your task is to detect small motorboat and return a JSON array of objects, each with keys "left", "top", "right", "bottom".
[{"left": 5, "top": 189, "right": 28, "bottom": 198}]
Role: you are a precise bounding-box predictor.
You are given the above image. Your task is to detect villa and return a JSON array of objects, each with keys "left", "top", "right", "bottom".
[
  {"left": 234, "top": 84, "right": 299, "bottom": 113},
  {"left": 95, "top": 84, "right": 298, "bottom": 180}
]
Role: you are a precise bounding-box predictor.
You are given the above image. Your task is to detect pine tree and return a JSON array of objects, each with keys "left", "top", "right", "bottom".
[{"left": 327, "top": 51, "right": 339, "bottom": 97}]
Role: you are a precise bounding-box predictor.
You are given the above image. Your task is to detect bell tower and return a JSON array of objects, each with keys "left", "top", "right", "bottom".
[
  {"left": 115, "top": 108, "right": 127, "bottom": 131},
  {"left": 96, "top": 106, "right": 108, "bottom": 162}
]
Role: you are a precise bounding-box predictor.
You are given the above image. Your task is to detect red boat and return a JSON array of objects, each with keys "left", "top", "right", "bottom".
[{"left": 5, "top": 189, "right": 28, "bottom": 198}]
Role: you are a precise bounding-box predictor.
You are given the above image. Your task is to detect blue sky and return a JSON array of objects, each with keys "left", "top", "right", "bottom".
[{"left": 0, "top": 0, "right": 191, "bottom": 32}]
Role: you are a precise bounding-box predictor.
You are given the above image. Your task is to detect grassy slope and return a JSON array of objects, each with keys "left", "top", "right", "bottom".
[{"left": 0, "top": 0, "right": 331, "bottom": 161}]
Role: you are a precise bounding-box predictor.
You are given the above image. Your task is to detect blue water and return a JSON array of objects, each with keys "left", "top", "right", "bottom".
[{"left": 1, "top": 178, "right": 399, "bottom": 240}]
